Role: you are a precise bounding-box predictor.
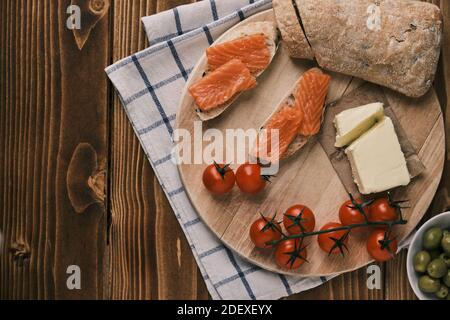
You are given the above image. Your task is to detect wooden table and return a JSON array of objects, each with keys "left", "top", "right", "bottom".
[{"left": 0, "top": 0, "right": 448, "bottom": 300}]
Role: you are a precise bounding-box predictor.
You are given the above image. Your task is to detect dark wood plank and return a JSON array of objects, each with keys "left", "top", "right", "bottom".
[
  {"left": 0, "top": 0, "right": 110, "bottom": 299},
  {"left": 384, "top": 251, "right": 417, "bottom": 300},
  {"left": 291, "top": 266, "right": 384, "bottom": 300},
  {"left": 108, "top": 0, "right": 209, "bottom": 300}
]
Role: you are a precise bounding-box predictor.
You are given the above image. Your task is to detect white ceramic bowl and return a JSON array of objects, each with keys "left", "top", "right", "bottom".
[{"left": 406, "top": 211, "right": 450, "bottom": 300}]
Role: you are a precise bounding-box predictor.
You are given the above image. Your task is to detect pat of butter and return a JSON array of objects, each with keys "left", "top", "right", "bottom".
[
  {"left": 334, "top": 103, "right": 385, "bottom": 147},
  {"left": 345, "top": 117, "right": 410, "bottom": 195}
]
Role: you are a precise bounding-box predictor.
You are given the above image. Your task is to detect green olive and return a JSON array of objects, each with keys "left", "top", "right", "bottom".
[
  {"left": 427, "top": 258, "right": 447, "bottom": 278},
  {"left": 435, "top": 284, "right": 449, "bottom": 299},
  {"left": 442, "top": 230, "right": 450, "bottom": 255},
  {"left": 419, "top": 275, "right": 441, "bottom": 293},
  {"left": 443, "top": 269, "right": 450, "bottom": 287},
  {"left": 423, "top": 227, "right": 443, "bottom": 250},
  {"left": 439, "top": 253, "right": 450, "bottom": 268},
  {"left": 414, "top": 251, "right": 431, "bottom": 273}
]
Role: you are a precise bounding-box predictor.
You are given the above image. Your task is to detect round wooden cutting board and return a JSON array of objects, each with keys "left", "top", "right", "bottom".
[{"left": 176, "top": 10, "right": 445, "bottom": 276}]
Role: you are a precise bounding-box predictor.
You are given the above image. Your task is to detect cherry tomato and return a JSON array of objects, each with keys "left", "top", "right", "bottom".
[
  {"left": 367, "top": 229, "right": 398, "bottom": 262},
  {"left": 339, "top": 198, "right": 370, "bottom": 226},
  {"left": 275, "top": 239, "right": 308, "bottom": 270},
  {"left": 318, "top": 222, "right": 350, "bottom": 255},
  {"left": 236, "top": 163, "right": 268, "bottom": 195},
  {"left": 249, "top": 216, "right": 282, "bottom": 249},
  {"left": 283, "top": 205, "right": 316, "bottom": 235},
  {"left": 369, "top": 198, "right": 398, "bottom": 224},
  {"left": 202, "top": 163, "right": 235, "bottom": 195}
]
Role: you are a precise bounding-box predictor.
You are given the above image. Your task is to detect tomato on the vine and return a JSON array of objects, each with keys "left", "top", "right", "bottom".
[
  {"left": 318, "top": 222, "right": 350, "bottom": 255},
  {"left": 236, "top": 163, "right": 269, "bottom": 195},
  {"left": 367, "top": 229, "right": 398, "bottom": 262},
  {"left": 369, "top": 198, "right": 399, "bottom": 224},
  {"left": 339, "top": 197, "right": 370, "bottom": 227},
  {"left": 249, "top": 215, "right": 282, "bottom": 249},
  {"left": 283, "top": 205, "right": 316, "bottom": 235},
  {"left": 202, "top": 163, "right": 235, "bottom": 195},
  {"left": 275, "top": 239, "right": 308, "bottom": 270}
]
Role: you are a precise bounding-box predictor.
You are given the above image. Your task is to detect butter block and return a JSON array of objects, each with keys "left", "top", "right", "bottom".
[
  {"left": 334, "top": 102, "right": 385, "bottom": 147},
  {"left": 345, "top": 117, "right": 410, "bottom": 194}
]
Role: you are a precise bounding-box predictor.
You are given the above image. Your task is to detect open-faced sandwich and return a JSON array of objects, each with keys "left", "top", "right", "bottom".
[
  {"left": 189, "top": 21, "right": 280, "bottom": 121},
  {"left": 251, "top": 68, "right": 331, "bottom": 164}
]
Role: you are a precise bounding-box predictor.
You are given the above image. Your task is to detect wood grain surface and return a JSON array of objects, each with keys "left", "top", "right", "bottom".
[
  {"left": 0, "top": 0, "right": 109, "bottom": 299},
  {"left": 0, "top": 0, "right": 449, "bottom": 300}
]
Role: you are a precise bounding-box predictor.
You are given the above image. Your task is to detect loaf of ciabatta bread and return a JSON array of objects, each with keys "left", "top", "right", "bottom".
[{"left": 274, "top": 0, "right": 443, "bottom": 98}]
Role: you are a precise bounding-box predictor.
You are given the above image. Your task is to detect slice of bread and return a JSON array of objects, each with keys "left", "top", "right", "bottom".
[
  {"left": 273, "top": 0, "right": 314, "bottom": 59},
  {"left": 195, "top": 21, "right": 280, "bottom": 121}
]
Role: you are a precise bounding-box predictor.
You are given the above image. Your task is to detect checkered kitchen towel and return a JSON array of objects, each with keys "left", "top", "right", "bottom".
[{"left": 108, "top": 0, "right": 409, "bottom": 300}]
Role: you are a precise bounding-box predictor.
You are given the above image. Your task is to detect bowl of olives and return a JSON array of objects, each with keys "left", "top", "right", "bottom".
[{"left": 407, "top": 212, "right": 450, "bottom": 300}]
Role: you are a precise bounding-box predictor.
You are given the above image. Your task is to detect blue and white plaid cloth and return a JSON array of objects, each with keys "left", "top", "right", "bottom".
[{"left": 107, "top": 0, "right": 378, "bottom": 300}]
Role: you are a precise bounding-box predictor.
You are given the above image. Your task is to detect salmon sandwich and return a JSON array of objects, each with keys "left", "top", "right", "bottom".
[
  {"left": 252, "top": 68, "right": 331, "bottom": 164},
  {"left": 189, "top": 21, "right": 280, "bottom": 121}
]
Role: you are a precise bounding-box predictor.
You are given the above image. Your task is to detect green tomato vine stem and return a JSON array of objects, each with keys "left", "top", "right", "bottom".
[{"left": 268, "top": 217, "right": 408, "bottom": 247}]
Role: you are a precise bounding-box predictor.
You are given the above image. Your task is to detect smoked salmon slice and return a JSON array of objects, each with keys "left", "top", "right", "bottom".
[
  {"left": 206, "top": 34, "right": 271, "bottom": 74},
  {"left": 254, "top": 104, "right": 303, "bottom": 163},
  {"left": 189, "top": 59, "right": 257, "bottom": 112},
  {"left": 295, "top": 69, "right": 331, "bottom": 136},
  {"left": 253, "top": 68, "right": 331, "bottom": 163}
]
